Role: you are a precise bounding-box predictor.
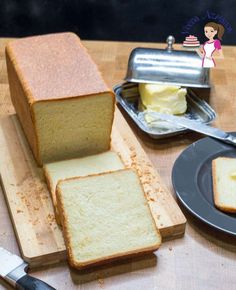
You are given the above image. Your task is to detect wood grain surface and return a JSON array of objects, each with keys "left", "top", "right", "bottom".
[
  {"left": 0, "top": 38, "right": 236, "bottom": 290},
  {"left": 0, "top": 109, "right": 185, "bottom": 266}
]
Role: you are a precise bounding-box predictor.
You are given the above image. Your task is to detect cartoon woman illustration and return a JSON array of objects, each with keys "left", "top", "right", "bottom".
[{"left": 197, "top": 22, "right": 224, "bottom": 67}]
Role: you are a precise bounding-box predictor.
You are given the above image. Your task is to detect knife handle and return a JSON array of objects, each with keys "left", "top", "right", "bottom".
[{"left": 16, "top": 274, "right": 56, "bottom": 290}]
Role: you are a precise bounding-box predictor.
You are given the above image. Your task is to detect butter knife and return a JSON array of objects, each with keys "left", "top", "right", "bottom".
[
  {"left": 145, "top": 111, "right": 236, "bottom": 146},
  {"left": 0, "top": 247, "right": 55, "bottom": 290}
]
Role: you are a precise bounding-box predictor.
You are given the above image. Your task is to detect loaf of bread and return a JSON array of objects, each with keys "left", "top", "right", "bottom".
[
  {"left": 44, "top": 151, "right": 124, "bottom": 224},
  {"left": 212, "top": 157, "right": 236, "bottom": 213},
  {"left": 6, "top": 32, "right": 115, "bottom": 166},
  {"left": 56, "top": 169, "right": 161, "bottom": 269}
]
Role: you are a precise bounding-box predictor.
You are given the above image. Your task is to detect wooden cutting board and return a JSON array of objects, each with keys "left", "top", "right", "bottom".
[{"left": 0, "top": 108, "right": 186, "bottom": 267}]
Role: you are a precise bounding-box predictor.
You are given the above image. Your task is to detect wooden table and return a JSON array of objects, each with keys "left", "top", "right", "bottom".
[{"left": 0, "top": 38, "right": 236, "bottom": 290}]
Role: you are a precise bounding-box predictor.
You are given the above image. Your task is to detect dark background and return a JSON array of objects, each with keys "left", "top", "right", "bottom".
[{"left": 0, "top": 0, "right": 235, "bottom": 44}]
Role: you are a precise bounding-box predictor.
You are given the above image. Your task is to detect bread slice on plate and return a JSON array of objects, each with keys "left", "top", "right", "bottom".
[
  {"left": 56, "top": 168, "right": 161, "bottom": 269},
  {"left": 44, "top": 151, "right": 124, "bottom": 224},
  {"left": 212, "top": 157, "right": 236, "bottom": 213}
]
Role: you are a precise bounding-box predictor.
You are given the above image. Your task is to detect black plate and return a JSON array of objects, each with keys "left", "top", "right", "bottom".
[{"left": 172, "top": 133, "right": 236, "bottom": 236}]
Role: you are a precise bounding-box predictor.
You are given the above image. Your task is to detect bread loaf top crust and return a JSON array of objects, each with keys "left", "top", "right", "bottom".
[{"left": 6, "top": 32, "right": 112, "bottom": 104}]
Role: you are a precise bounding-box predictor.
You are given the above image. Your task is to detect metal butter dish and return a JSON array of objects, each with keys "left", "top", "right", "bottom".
[{"left": 114, "top": 36, "right": 215, "bottom": 139}]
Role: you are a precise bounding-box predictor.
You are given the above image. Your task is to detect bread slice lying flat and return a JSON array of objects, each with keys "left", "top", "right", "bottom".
[
  {"left": 56, "top": 168, "right": 161, "bottom": 269},
  {"left": 212, "top": 157, "right": 236, "bottom": 213},
  {"left": 44, "top": 151, "right": 124, "bottom": 224}
]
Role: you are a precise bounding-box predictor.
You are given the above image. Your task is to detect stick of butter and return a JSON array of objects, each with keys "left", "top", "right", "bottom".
[
  {"left": 139, "top": 83, "right": 187, "bottom": 115},
  {"left": 230, "top": 171, "right": 236, "bottom": 179}
]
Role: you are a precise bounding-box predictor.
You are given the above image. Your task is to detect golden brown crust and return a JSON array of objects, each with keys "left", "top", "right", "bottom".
[
  {"left": 6, "top": 32, "right": 113, "bottom": 102},
  {"left": 212, "top": 157, "right": 236, "bottom": 213},
  {"left": 212, "top": 159, "right": 218, "bottom": 205},
  {"left": 70, "top": 244, "right": 160, "bottom": 270},
  {"left": 107, "top": 92, "right": 115, "bottom": 151},
  {"left": 5, "top": 48, "right": 42, "bottom": 164},
  {"left": 56, "top": 168, "right": 161, "bottom": 270},
  {"left": 56, "top": 186, "right": 75, "bottom": 265},
  {"left": 56, "top": 168, "right": 128, "bottom": 187},
  {"left": 43, "top": 165, "right": 53, "bottom": 195},
  {"left": 215, "top": 204, "right": 236, "bottom": 213},
  {"left": 43, "top": 165, "right": 62, "bottom": 224}
]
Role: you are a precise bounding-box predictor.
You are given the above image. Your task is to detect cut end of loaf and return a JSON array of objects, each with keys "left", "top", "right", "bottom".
[{"left": 33, "top": 93, "right": 114, "bottom": 164}]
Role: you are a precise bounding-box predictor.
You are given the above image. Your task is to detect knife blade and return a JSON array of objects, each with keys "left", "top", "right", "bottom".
[
  {"left": 0, "top": 247, "right": 56, "bottom": 290},
  {"left": 144, "top": 111, "right": 236, "bottom": 146}
]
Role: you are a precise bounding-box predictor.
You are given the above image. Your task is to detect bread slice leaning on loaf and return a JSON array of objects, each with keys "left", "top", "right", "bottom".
[
  {"left": 6, "top": 32, "right": 115, "bottom": 166},
  {"left": 212, "top": 157, "right": 236, "bottom": 213},
  {"left": 43, "top": 151, "right": 125, "bottom": 224},
  {"left": 56, "top": 168, "right": 161, "bottom": 269}
]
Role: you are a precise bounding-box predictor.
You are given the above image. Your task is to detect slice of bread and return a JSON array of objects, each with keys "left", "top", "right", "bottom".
[
  {"left": 212, "top": 157, "right": 236, "bottom": 213},
  {"left": 44, "top": 151, "right": 124, "bottom": 224},
  {"left": 56, "top": 168, "right": 161, "bottom": 269}
]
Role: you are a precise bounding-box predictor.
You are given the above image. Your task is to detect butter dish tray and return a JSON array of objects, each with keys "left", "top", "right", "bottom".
[{"left": 114, "top": 82, "right": 216, "bottom": 139}]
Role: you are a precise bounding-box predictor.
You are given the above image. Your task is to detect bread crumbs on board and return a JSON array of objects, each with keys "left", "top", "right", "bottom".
[
  {"left": 17, "top": 209, "right": 24, "bottom": 213},
  {"left": 98, "top": 278, "right": 104, "bottom": 288},
  {"left": 47, "top": 213, "right": 56, "bottom": 225}
]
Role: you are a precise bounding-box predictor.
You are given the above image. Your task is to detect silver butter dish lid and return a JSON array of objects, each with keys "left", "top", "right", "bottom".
[{"left": 125, "top": 36, "right": 210, "bottom": 88}]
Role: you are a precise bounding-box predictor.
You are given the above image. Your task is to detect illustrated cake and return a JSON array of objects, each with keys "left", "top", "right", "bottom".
[{"left": 183, "top": 35, "right": 200, "bottom": 47}]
